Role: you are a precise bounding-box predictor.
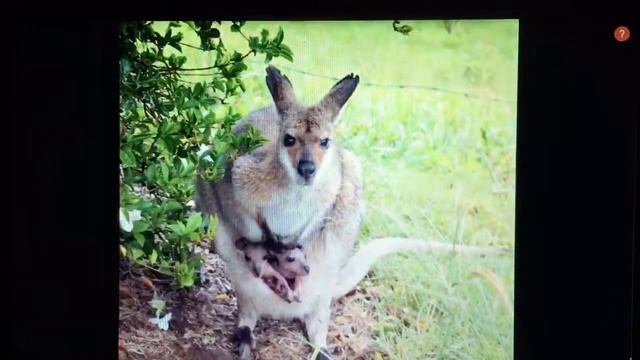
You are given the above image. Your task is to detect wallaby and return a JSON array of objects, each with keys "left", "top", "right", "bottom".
[
  {"left": 195, "top": 65, "right": 507, "bottom": 360},
  {"left": 235, "top": 237, "right": 309, "bottom": 303}
]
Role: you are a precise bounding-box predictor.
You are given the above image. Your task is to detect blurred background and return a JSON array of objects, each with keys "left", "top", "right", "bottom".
[{"left": 165, "top": 20, "right": 518, "bottom": 359}]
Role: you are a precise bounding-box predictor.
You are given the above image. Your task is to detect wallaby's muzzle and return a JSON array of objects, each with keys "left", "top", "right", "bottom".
[{"left": 296, "top": 160, "right": 316, "bottom": 181}]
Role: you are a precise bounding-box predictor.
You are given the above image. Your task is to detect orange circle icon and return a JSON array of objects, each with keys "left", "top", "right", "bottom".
[{"left": 614, "top": 26, "right": 630, "bottom": 42}]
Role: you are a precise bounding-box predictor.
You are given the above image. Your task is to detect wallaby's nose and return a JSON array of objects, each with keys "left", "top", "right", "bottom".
[
  {"left": 297, "top": 161, "right": 316, "bottom": 179},
  {"left": 303, "top": 265, "right": 310, "bottom": 274}
]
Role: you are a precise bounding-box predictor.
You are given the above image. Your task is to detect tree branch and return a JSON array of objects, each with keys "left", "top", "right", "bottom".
[
  {"left": 140, "top": 104, "right": 164, "bottom": 173},
  {"left": 151, "top": 49, "right": 253, "bottom": 72}
]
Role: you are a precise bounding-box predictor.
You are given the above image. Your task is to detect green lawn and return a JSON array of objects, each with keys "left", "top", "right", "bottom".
[{"left": 167, "top": 20, "right": 518, "bottom": 359}]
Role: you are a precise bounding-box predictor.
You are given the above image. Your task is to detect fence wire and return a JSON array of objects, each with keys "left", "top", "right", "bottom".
[{"left": 176, "top": 59, "right": 516, "bottom": 104}]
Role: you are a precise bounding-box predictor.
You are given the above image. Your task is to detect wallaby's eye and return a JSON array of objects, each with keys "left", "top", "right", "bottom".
[
  {"left": 320, "top": 138, "right": 330, "bottom": 148},
  {"left": 286, "top": 256, "right": 295, "bottom": 262},
  {"left": 244, "top": 255, "right": 251, "bottom": 262},
  {"left": 295, "top": 244, "right": 303, "bottom": 249},
  {"left": 284, "top": 134, "right": 296, "bottom": 147}
]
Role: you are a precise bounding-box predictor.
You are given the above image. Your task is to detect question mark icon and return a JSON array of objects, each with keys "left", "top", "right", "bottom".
[{"left": 615, "top": 26, "right": 630, "bottom": 42}]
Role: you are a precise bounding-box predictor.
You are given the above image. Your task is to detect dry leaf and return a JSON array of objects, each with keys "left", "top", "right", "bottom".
[
  {"left": 416, "top": 319, "right": 428, "bottom": 332},
  {"left": 215, "top": 293, "right": 230, "bottom": 302},
  {"left": 139, "top": 276, "right": 155, "bottom": 290}
]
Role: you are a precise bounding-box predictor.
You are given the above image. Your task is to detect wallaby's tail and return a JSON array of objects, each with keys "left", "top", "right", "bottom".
[{"left": 332, "top": 237, "right": 509, "bottom": 300}]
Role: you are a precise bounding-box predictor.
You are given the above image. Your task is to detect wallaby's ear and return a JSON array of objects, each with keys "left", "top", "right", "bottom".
[
  {"left": 265, "top": 65, "right": 296, "bottom": 114},
  {"left": 235, "top": 237, "right": 249, "bottom": 250},
  {"left": 318, "top": 73, "right": 359, "bottom": 123}
]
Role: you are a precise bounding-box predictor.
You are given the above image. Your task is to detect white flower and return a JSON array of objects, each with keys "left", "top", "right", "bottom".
[
  {"left": 197, "top": 144, "right": 213, "bottom": 162},
  {"left": 149, "top": 312, "right": 172, "bottom": 331},
  {"left": 196, "top": 144, "right": 209, "bottom": 156},
  {"left": 119, "top": 208, "right": 142, "bottom": 233}
]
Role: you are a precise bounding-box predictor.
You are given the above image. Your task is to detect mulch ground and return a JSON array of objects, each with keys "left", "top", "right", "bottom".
[{"left": 118, "top": 245, "right": 389, "bottom": 360}]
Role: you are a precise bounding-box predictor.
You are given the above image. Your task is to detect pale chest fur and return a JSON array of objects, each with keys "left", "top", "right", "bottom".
[{"left": 260, "top": 184, "right": 329, "bottom": 237}]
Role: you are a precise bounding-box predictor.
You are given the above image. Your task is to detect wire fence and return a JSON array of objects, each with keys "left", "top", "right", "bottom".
[{"left": 176, "top": 58, "right": 516, "bottom": 104}]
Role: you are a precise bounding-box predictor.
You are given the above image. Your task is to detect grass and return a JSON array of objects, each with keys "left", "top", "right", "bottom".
[{"left": 162, "top": 20, "right": 518, "bottom": 359}]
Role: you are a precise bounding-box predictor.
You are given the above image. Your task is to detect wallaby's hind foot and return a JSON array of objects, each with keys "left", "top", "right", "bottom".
[{"left": 233, "top": 325, "right": 255, "bottom": 360}]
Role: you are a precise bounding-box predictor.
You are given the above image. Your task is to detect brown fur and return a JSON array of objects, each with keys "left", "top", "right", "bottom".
[{"left": 195, "top": 65, "right": 362, "bottom": 359}]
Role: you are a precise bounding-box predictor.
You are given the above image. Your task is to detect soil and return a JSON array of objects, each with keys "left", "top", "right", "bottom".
[{"left": 118, "top": 245, "right": 387, "bottom": 360}]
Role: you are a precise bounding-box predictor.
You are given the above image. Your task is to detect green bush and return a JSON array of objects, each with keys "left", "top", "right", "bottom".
[{"left": 119, "top": 21, "right": 293, "bottom": 287}]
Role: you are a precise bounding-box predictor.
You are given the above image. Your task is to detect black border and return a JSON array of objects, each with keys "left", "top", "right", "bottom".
[
  {"left": 9, "top": 13, "right": 639, "bottom": 360},
  {"left": 10, "top": 20, "right": 120, "bottom": 360},
  {"left": 515, "top": 18, "right": 639, "bottom": 360}
]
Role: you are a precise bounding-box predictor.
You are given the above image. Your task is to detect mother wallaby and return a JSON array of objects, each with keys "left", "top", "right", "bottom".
[
  {"left": 196, "top": 65, "right": 365, "bottom": 359},
  {"left": 195, "top": 66, "right": 499, "bottom": 359}
]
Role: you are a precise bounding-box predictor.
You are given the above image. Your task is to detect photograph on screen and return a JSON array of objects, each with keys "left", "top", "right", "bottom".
[{"left": 118, "top": 19, "right": 518, "bottom": 360}]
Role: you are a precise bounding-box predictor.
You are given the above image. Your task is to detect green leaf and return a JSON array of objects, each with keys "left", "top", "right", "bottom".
[
  {"left": 279, "top": 44, "right": 294, "bottom": 62},
  {"left": 159, "top": 102, "right": 174, "bottom": 113},
  {"left": 260, "top": 29, "right": 269, "bottom": 41},
  {"left": 185, "top": 21, "right": 197, "bottom": 31},
  {"left": 186, "top": 212, "right": 202, "bottom": 233},
  {"left": 199, "top": 98, "right": 217, "bottom": 108},
  {"left": 188, "top": 255, "right": 203, "bottom": 269},
  {"left": 133, "top": 220, "right": 150, "bottom": 233},
  {"left": 164, "top": 200, "right": 183, "bottom": 212},
  {"left": 201, "top": 28, "right": 220, "bottom": 39},
  {"left": 230, "top": 24, "right": 240, "bottom": 32},
  {"left": 149, "top": 249, "right": 158, "bottom": 264},
  {"left": 131, "top": 248, "right": 145, "bottom": 260},
  {"left": 177, "top": 263, "right": 195, "bottom": 287},
  {"left": 204, "top": 112, "right": 217, "bottom": 124},
  {"left": 160, "top": 162, "right": 170, "bottom": 182},
  {"left": 120, "top": 149, "right": 137, "bottom": 168},
  {"left": 230, "top": 51, "right": 243, "bottom": 62},
  {"left": 145, "top": 164, "right": 157, "bottom": 183},
  {"left": 264, "top": 46, "right": 280, "bottom": 57},
  {"left": 237, "top": 78, "right": 246, "bottom": 92},
  {"left": 169, "top": 223, "right": 184, "bottom": 236},
  {"left": 196, "top": 21, "right": 212, "bottom": 30},
  {"left": 179, "top": 222, "right": 188, "bottom": 234},
  {"left": 189, "top": 232, "right": 201, "bottom": 243},
  {"left": 133, "top": 232, "right": 146, "bottom": 247},
  {"left": 183, "top": 99, "right": 200, "bottom": 109},
  {"left": 212, "top": 80, "right": 226, "bottom": 93},
  {"left": 179, "top": 274, "right": 194, "bottom": 287},
  {"left": 248, "top": 36, "right": 260, "bottom": 50},
  {"left": 169, "top": 42, "right": 182, "bottom": 52},
  {"left": 229, "top": 62, "right": 248, "bottom": 76},
  {"left": 274, "top": 27, "right": 284, "bottom": 45},
  {"left": 193, "top": 82, "right": 204, "bottom": 98},
  {"left": 179, "top": 157, "right": 189, "bottom": 171}
]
